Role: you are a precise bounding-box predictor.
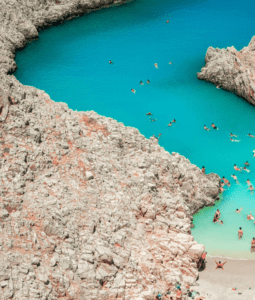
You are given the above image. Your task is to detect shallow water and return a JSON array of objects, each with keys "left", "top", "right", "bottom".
[{"left": 15, "top": 0, "right": 255, "bottom": 258}]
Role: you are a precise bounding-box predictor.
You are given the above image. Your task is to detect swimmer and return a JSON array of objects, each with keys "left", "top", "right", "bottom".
[
  {"left": 253, "top": 152, "right": 255, "bottom": 158},
  {"left": 215, "top": 209, "right": 221, "bottom": 219},
  {"left": 215, "top": 260, "right": 227, "bottom": 270},
  {"left": 109, "top": 60, "right": 114, "bottom": 64},
  {"left": 204, "top": 125, "right": 211, "bottom": 131},
  {"left": 201, "top": 166, "right": 205, "bottom": 173},
  {"left": 230, "top": 138, "right": 240, "bottom": 142},
  {"left": 245, "top": 179, "right": 252, "bottom": 186},
  {"left": 168, "top": 122, "right": 172, "bottom": 127},
  {"left": 238, "top": 227, "right": 243, "bottom": 240},
  {"left": 172, "top": 119, "right": 176, "bottom": 123},
  {"left": 149, "top": 117, "right": 157, "bottom": 122},
  {"left": 219, "top": 187, "right": 225, "bottom": 193},
  {"left": 166, "top": 20, "right": 169, "bottom": 23},
  {"left": 242, "top": 166, "right": 251, "bottom": 173},
  {"left": 244, "top": 161, "right": 250, "bottom": 166},
  {"left": 131, "top": 89, "right": 136, "bottom": 94},
  {"left": 230, "top": 133, "right": 238, "bottom": 137},
  {"left": 147, "top": 79, "right": 150, "bottom": 84},
  {"left": 251, "top": 237, "right": 255, "bottom": 253},
  {"left": 222, "top": 176, "right": 231, "bottom": 187},
  {"left": 247, "top": 185, "right": 255, "bottom": 194},
  {"left": 158, "top": 133, "right": 162, "bottom": 139},
  {"left": 248, "top": 133, "right": 255, "bottom": 138},
  {"left": 234, "top": 164, "right": 242, "bottom": 172},
  {"left": 231, "top": 174, "right": 239, "bottom": 184},
  {"left": 146, "top": 112, "right": 152, "bottom": 116},
  {"left": 140, "top": 81, "right": 144, "bottom": 85},
  {"left": 154, "top": 63, "right": 159, "bottom": 69},
  {"left": 216, "top": 85, "right": 220, "bottom": 89},
  {"left": 211, "top": 123, "right": 218, "bottom": 130},
  {"left": 235, "top": 208, "right": 243, "bottom": 213},
  {"left": 247, "top": 211, "right": 254, "bottom": 220},
  {"left": 168, "top": 61, "right": 172, "bottom": 65}
]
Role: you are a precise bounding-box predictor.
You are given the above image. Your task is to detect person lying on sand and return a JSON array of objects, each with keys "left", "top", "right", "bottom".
[
  {"left": 248, "top": 133, "right": 255, "bottom": 138},
  {"left": 235, "top": 208, "right": 243, "bottom": 213},
  {"left": 230, "top": 133, "right": 238, "bottom": 137},
  {"left": 251, "top": 237, "right": 255, "bottom": 253},
  {"left": 204, "top": 125, "right": 211, "bottom": 131},
  {"left": 247, "top": 212, "right": 254, "bottom": 220},
  {"left": 215, "top": 260, "right": 227, "bottom": 270},
  {"left": 238, "top": 227, "right": 243, "bottom": 240},
  {"left": 231, "top": 174, "right": 239, "bottom": 184},
  {"left": 230, "top": 138, "right": 240, "bottom": 142}
]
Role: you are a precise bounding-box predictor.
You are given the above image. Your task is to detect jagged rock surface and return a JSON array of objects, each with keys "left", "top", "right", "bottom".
[
  {"left": 197, "top": 36, "right": 255, "bottom": 105},
  {"left": 0, "top": 0, "right": 221, "bottom": 299}
]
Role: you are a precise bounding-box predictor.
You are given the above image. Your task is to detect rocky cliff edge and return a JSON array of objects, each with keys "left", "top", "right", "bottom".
[{"left": 0, "top": 0, "right": 220, "bottom": 299}]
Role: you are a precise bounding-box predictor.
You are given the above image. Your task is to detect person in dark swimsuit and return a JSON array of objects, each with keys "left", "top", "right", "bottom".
[{"left": 215, "top": 260, "right": 227, "bottom": 270}]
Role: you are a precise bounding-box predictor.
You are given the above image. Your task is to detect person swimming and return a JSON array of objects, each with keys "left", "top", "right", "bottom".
[
  {"left": 245, "top": 179, "right": 252, "bottom": 186},
  {"left": 140, "top": 81, "right": 144, "bottom": 85},
  {"left": 234, "top": 164, "right": 242, "bottom": 172},
  {"left": 235, "top": 208, "right": 243, "bottom": 213},
  {"left": 150, "top": 117, "right": 157, "bottom": 122},
  {"left": 247, "top": 211, "right": 254, "bottom": 220},
  {"left": 166, "top": 20, "right": 169, "bottom": 23},
  {"left": 168, "top": 122, "right": 172, "bottom": 127},
  {"left": 242, "top": 166, "right": 251, "bottom": 173},
  {"left": 231, "top": 174, "right": 239, "bottom": 184},
  {"left": 204, "top": 125, "right": 211, "bottom": 131},
  {"left": 230, "top": 138, "right": 240, "bottom": 142},
  {"left": 247, "top": 185, "right": 255, "bottom": 194},
  {"left": 216, "top": 86, "right": 220, "bottom": 89},
  {"left": 172, "top": 119, "right": 176, "bottom": 123},
  {"left": 244, "top": 161, "right": 250, "bottom": 166},
  {"left": 109, "top": 60, "right": 114, "bottom": 64},
  {"left": 146, "top": 112, "right": 152, "bottom": 116},
  {"left": 211, "top": 123, "right": 218, "bottom": 130},
  {"left": 158, "top": 133, "right": 162, "bottom": 139},
  {"left": 230, "top": 133, "right": 238, "bottom": 137},
  {"left": 222, "top": 176, "right": 231, "bottom": 187},
  {"left": 154, "top": 63, "right": 159, "bottom": 69},
  {"left": 248, "top": 133, "right": 255, "bottom": 138},
  {"left": 219, "top": 186, "right": 225, "bottom": 193},
  {"left": 147, "top": 79, "right": 150, "bottom": 84},
  {"left": 131, "top": 89, "right": 136, "bottom": 94}
]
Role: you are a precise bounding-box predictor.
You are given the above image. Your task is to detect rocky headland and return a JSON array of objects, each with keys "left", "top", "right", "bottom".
[
  {"left": 197, "top": 36, "right": 255, "bottom": 106},
  {"left": 0, "top": 0, "right": 221, "bottom": 299}
]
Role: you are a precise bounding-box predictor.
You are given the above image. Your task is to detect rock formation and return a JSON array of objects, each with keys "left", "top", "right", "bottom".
[
  {"left": 0, "top": 0, "right": 221, "bottom": 299},
  {"left": 197, "top": 36, "right": 255, "bottom": 106}
]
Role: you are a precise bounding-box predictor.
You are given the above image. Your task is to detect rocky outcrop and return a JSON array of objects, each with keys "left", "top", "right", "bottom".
[
  {"left": 197, "top": 36, "right": 255, "bottom": 106},
  {"left": 0, "top": 0, "right": 221, "bottom": 299}
]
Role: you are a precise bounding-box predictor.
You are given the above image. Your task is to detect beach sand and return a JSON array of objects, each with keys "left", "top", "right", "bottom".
[{"left": 194, "top": 256, "right": 255, "bottom": 300}]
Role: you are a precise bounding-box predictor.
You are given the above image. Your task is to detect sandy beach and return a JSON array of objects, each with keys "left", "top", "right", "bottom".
[{"left": 194, "top": 256, "right": 255, "bottom": 300}]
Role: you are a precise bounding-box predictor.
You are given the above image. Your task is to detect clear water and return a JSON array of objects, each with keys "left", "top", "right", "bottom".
[{"left": 15, "top": 0, "right": 255, "bottom": 258}]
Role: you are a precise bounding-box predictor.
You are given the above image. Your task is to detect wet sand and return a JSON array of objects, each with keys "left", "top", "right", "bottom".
[{"left": 195, "top": 256, "right": 255, "bottom": 300}]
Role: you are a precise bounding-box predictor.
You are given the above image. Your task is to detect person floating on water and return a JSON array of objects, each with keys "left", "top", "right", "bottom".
[
  {"left": 166, "top": 20, "right": 169, "bottom": 23},
  {"left": 216, "top": 85, "right": 220, "bottom": 89},
  {"left": 204, "top": 125, "right": 211, "bottom": 131},
  {"left": 242, "top": 166, "right": 251, "bottom": 173},
  {"left": 247, "top": 211, "right": 254, "bottom": 220},
  {"left": 146, "top": 112, "right": 152, "bottom": 116},
  {"left": 222, "top": 176, "right": 231, "bottom": 187},
  {"left": 168, "top": 61, "right": 172, "bottom": 65},
  {"left": 231, "top": 174, "right": 239, "bottom": 184},
  {"left": 230, "top": 133, "right": 238, "bottom": 137},
  {"left": 248, "top": 133, "right": 255, "bottom": 138},
  {"left": 211, "top": 123, "right": 218, "bottom": 130},
  {"left": 235, "top": 208, "right": 243, "bottom": 213},
  {"left": 215, "top": 260, "right": 227, "bottom": 270},
  {"left": 201, "top": 166, "right": 205, "bottom": 173},
  {"left": 247, "top": 185, "right": 254, "bottom": 195},
  {"left": 230, "top": 138, "right": 240, "bottom": 142},
  {"left": 147, "top": 79, "right": 150, "bottom": 84},
  {"left": 131, "top": 89, "right": 136, "bottom": 94},
  {"left": 168, "top": 122, "right": 172, "bottom": 127},
  {"left": 150, "top": 117, "right": 157, "bottom": 122},
  {"left": 154, "top": 63, "right": 159, "bottom": 69},
  {"left": 219, "top": 186, "right": 225, "bottom": 193},
  {"left": 244, "top": 161, "right": 250, "bottom": 166},
  {"left": 251, "top": 238, "right": 255, "bottom": 253},
  {"left": 140, "top": 81, "right": 144, "bottom": 85},
  {"left": 238, "top": 227, "right": 243, "bottom": 240},
  {"left": 172, "top": 119, "right": 176, "bottom": 123},
  {"left": 109, "top": 60, "right": 114, "bottom": 64},
  {"left": 234, "top": 164, "right": 242, "bottom": 172}
]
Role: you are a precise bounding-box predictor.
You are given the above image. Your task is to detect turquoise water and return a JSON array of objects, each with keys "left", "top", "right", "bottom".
[{"left": 15, "top": 0, "right": 255, "bottom": 258}]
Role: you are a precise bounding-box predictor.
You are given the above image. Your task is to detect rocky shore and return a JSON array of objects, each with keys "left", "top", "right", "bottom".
[
  {"left": 197, "top": 36, "right": 255, "bottom": 106},
  {"left": 0, "top": 0, "right": 221, "bottom": 299}
]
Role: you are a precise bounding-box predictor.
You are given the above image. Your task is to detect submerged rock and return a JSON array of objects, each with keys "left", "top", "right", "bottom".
[{"left": 197, "top": 36, "right": 255, "bottom": 106}]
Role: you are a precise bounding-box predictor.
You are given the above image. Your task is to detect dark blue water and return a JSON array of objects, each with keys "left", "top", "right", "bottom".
[{"left": 15, "top": 0, "right": 255, "bottom": 258}]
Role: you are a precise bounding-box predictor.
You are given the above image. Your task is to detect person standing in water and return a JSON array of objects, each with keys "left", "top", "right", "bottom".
[
  {"left": 222, "top": 176, "right": 231, "bottom": 187},
  {"left": 146, "top": 112, "right": 152, "bottom": 116},
  {"left": 215, "top": 260, "right": 227, "bottom": 270},
  {"left": 140, "top": 81, "right": 144, "bottom": 85},
  {"left": 168, "top": 122, "right": 172, "bottom": 127},
  {"left": 238, "top": 227, "right": 243, "bottom": 240},
  {"left": 245, "top": 179, "right": 252, "bottom": 186},
  {"left": 251, "top": 238, "right": 255, "bottom": 253}
]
